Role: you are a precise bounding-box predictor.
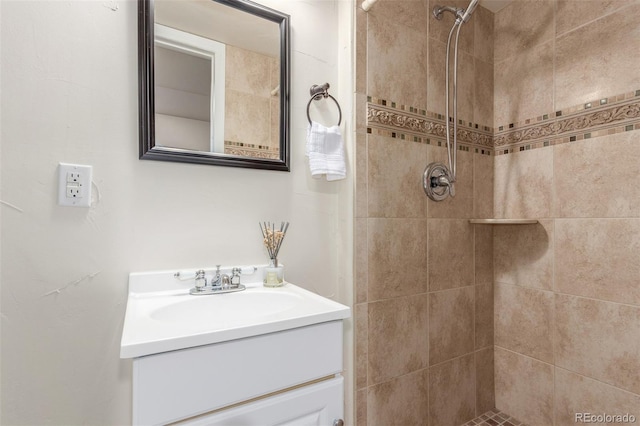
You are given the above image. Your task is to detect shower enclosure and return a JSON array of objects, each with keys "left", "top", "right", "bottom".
[{"left": 355, "top": 0, "right": 640, "bottom": 424}]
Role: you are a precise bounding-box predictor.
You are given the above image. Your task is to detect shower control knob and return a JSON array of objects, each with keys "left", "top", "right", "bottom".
[
  {"left": 333, "top": 420, "right": 344, "bottom": 426},
  {"left": 431, "top": 174, "right": 450, "bottom": 188},
  {"left": 424, "top": 162, "right": 453, "bottom": 201}
]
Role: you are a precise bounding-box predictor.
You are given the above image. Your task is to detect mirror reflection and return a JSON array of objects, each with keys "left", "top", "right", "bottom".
[{"left": 139, "top": 0, "right": 290, "bottom": 170}]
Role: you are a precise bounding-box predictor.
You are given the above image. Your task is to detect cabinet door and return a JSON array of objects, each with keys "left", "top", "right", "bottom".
[
  {"left": 133, "top": 322, "right": 343, "bottom": 425},
  {"left": 180, "top": 376, "right": 344, "bottom": 426}
]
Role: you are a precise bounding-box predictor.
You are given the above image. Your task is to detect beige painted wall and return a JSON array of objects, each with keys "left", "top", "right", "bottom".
[{"left": 0, "top": 0, "right": 353, "bottom": 424}]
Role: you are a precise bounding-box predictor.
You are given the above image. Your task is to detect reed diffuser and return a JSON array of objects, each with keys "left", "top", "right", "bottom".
[{"left": 259, "top": 221, "right": 289, "bottom": 286}]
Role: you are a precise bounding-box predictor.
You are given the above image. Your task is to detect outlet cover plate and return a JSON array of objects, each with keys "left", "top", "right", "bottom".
[{"left": 58, "top": 163, "right": 92, "bottom": 207}]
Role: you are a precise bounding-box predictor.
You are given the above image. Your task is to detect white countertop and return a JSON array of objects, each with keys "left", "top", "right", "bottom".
[{"left": 120, "top": 267, "right": 351, "bottom": 358}]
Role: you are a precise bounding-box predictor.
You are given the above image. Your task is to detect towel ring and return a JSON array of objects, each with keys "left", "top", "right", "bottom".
[{"left": 306, "top": 83, "right": 342, "bottom": 126}]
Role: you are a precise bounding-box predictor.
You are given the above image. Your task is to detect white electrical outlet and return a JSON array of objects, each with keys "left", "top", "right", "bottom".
[{"left": 58, "top": 163, "right": 92, "bottom": 207}]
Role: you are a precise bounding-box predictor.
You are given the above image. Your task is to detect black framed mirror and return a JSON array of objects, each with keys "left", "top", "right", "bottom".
[{"left": 138, "top": 0, "right": 290, "bottom": 171}]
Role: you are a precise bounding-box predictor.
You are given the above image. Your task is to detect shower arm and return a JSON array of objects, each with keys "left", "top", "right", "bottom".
[
  {"left": 434, "top": 0, "right": 479, "bottom": 22},
  {"left": 433, "top": 5, "right": 463, "bottom": 21}
]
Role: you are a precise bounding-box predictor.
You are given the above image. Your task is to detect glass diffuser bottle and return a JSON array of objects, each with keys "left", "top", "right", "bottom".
[{"left": 259, "top": 221, "right": 289, "bottom": 287}]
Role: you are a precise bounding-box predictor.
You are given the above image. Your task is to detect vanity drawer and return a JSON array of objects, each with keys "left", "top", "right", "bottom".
[
  {"left": 133, "top": 320, "right": 343, "bottom": 425},
  {"left": 178, "top": 376, "right": 344, "bottom": 426}
]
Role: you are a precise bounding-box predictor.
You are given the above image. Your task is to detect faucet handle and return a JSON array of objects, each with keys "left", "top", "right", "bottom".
[
  {"left": 231, "top": 267, "right": 242, "bottom": 286},
  {"left": 194, "top": 269, "right": 207, "bottom": 289}
]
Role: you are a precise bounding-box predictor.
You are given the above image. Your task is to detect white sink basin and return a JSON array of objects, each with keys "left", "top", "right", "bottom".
[
  {"left": 120, "top": 266, "right": 350, "bottom": 358},
  {"left": 150, "top": 290, "right": 303, "bottom": 324}
]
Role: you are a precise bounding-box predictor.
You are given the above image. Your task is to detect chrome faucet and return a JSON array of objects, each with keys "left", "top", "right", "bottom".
[
  {"left": 210, "top": 265, "right": 222, "bottom": 287},
  {"left": 188, "top": 265, "right": 246, "bottom": 295}
]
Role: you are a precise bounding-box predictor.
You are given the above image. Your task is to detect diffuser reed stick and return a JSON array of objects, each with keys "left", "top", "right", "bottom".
[{"left": 259, "top": 221, "right": 289, "bottom": 266}]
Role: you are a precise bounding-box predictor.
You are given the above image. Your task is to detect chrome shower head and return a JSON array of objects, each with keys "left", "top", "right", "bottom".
[{"left": 459, "top": 0, "right": 479, "bottom": 23}]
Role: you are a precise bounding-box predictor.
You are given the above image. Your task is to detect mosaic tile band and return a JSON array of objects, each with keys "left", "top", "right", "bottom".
[
  {"left": 367, "top": 104, "right": 494, "bottom": 149},
  {"left": 366, "top": 90, "right": 640, "bottom": 156},
  {"left": 224, "top": 141, "right": 279, "bottom": 160}
]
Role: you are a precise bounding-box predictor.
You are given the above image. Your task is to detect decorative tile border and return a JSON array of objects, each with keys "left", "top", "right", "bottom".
[
  {"left": 494, "top": 89, "right": 640, "bottom": 132},
  {"left": 367, "top": 98, "right": 494, "bottom": 155},
  {"left": 224, "top": 140, "right": 279, "bottom": 159},
  {"left": 494, "top": 93, "right": 640, "bottom": 152},
  {"left": 366, "top": 89, "right": 640, "bottom": 156}
]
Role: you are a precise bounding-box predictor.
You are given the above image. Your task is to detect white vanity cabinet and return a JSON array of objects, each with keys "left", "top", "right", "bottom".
[
  {"left": 132, "top": 321, "right": 346, "bottom": 425},
  {"left": 121, "top": 268, "right": 350, "bottom": 426}
]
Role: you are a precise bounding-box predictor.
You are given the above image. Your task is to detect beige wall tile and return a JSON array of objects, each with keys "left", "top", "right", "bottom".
[
  {"left": 357, "top": 388, "right": 368, "bottom": 426},
  {"left": 474, "top": 224, "right": 493, "bottom": 285},
  {"left": 494, "top": 220, "right": 553, "bottom": 290},
  {"left": 475, "top": 283, "right": 494, "bottom": 348},
  {"left": 474, "top": 58, "right": 494, "bottom": 127},
  {"left": 427, "top": 146, "right": 473, "bottom": 218},
  {"left": 493, "top": 0, "right": 555, "bottom": 63},
  {"left": 556, "top": 0, "right": 635, "bottom": 36},
  {"left": 355, "top": 133, "right": 368, "bottom": 219},
  {"left": 269, "top": 97, "right": 279, "bottom": 150},
  {"left": 476, "top": 347, "right": 495, "bottom": 415},
  {"left": 474, "top": 5, "right": 494, "bottom": 64},
  {"left": 554, "top": 368, "right": 640, "bottom": 426},
  {"left": 555, "top": 3, "right": 640, "bottom": 110},
  {"left": 495, "top": 283, "right": 554, "bottom": 363},
  {"left": 355, "top": 218, "right": 368, "bottom": 304},
  {"left": 355, "top": 303, "right": 369, "bottom": 390},
  {"left": 225, "top": 45, "right": 273, "bottom": 97},
  {"left": 427, "top": 39, "right": 447, "bottom": 116},
  {"left": 368, "top": 135, "right": 428, "bottom": 218},
  {"left": 368, "top": 15, "right": 428, "bottom": 107},
  {"left": 429, "top": 286, "right": 475, "bottom": 365},
  {"left": 495, "top": 347, "right": 554, "bottom": 426},
  {"left": 428, "top": 219, "right": 474, "bottom": 291},
  {"left": 356, "top": 93, "right": 368, "bottom": 135},
  {"left": 493, "top": 147, "right": 554, "bottom": 219},
  {"left": 455, "top": 51, "right": 476, "bottom": 123},
  {"left": 555, "top": 294, "right": 640, "bottom": 394},
  {"left": 473, "top": 153, "right": 494, "bottom": 219},
  {"left": 494, "top": 41, "right": 554, "bottom": 127},
  {"left": 367, "top": 0, "right": 429, "bottom": 33},
  {"left": 269, "top": 57, "right": 279, "bottom": 92},
  {"left": 225, "top": 89, "right": 270, "bottom": 144},
  {"left": 427, "top": 39, "right": 475, "bottom": 121},
  {"left": 429, "top": 353, "right": 476, "bottom": 426},
  {"left": 367, "top": 368, "right": 429, "bottom": 426},
  {"left": 555, "top": 219, "right": 640, "bottom": 306},
  {"left": 554, "top": 133, "right": 640, "bottom": 218},
  {"left": 368, "top": 218, "right": 428, "bottom": 301},
  {"left": 368, "top": 295, "right": 429, "bottom": 385}
]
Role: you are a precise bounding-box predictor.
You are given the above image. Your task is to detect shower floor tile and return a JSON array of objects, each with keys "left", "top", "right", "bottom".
[{"left": 460, "top": 409, "right": 528, "bottom": 426}]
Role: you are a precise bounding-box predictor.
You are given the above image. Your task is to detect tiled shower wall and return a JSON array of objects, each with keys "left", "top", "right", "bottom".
[
  {"left": 355, "top": 0, "right": 640, "bottom": 425},
  {"left": 491, "top": 1, "right": 640, "bottom": 425},
  {"left": 224, "top": 45, "right": 280, "bottom": 158},
  {"left": 354, "top": 1, "right": 496, "bottom": 424}
]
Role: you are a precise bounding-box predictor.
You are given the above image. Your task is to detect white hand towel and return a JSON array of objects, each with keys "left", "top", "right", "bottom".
[{"left": 306, "top": 121, "right": 346, "bottom": 181}]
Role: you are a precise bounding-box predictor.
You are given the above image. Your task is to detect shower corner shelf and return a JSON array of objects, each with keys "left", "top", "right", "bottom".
[{"left": 469, "top": 218, "right": 539, "bottom": 225}]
